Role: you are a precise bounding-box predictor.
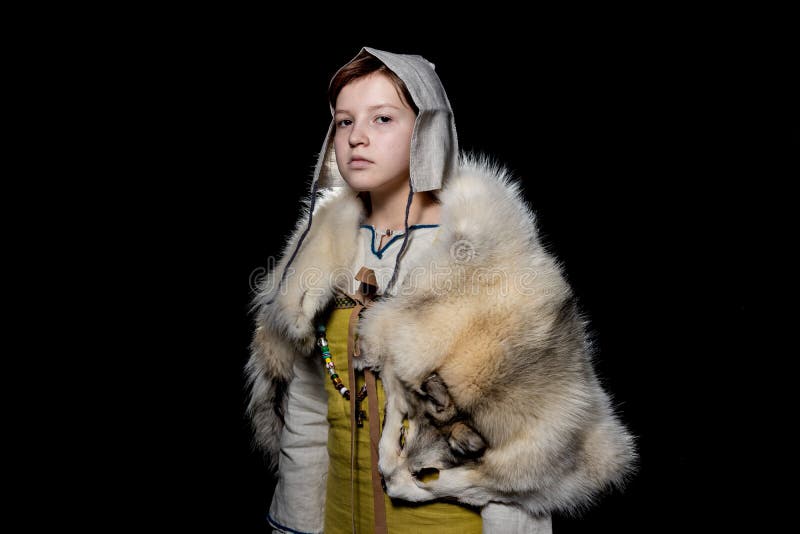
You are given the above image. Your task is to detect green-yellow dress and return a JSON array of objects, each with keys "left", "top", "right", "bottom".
[{"left": 321, "top": 302, "right": 483, "bottom": 534}]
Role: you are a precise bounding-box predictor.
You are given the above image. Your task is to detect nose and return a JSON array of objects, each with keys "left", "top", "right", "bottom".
[{"left": 349, "top": 121, "right": 368, "bottom": 147}]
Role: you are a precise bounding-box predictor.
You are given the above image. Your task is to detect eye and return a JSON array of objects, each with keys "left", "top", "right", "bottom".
[
  {"left": 376, "top": 116, "right": 392, "bottom": 124},
  {"left": 335, "top": 119, "right": 352, "bottom": 128}
]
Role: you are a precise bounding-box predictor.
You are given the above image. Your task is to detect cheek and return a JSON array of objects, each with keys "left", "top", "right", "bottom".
[
  {"left": 333, "top": 136, "right": 345, "bottom": 159},
  {"left": 382, "top": 133, "right": 412, "bottom": 160},
  {"left": 390, "top": 142, "right": 412, "bottom": 168},
  {"left": 393, "top": 130, "right": 414, "bottom": 159}
]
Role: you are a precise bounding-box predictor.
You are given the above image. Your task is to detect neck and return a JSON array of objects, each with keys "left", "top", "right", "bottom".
[{"left": 364, "top": 177, "right": 440, "bottom": 230}]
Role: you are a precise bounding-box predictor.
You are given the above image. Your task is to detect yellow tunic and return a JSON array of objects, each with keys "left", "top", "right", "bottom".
[{"left": 321, "top": 305, "right": 483, "bottom": 534}]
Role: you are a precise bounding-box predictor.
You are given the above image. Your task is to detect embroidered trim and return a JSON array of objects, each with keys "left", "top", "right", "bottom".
[
  {"left": 334, "top": 294, "right": 358, "bottom": 308},
  {"left": 266, "top": 512, "right": 318, "bottom": 534},
  {"left": 359, "top": 224, "right": 440, "bottom": 259}
]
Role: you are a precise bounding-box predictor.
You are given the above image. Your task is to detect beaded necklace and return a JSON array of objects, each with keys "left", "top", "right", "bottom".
[
  {"left": 316, "top": 267, "right": 380, "bottom": 427},
  {"left": 316, "top": 323, "right": 368, "bottom": 423}
]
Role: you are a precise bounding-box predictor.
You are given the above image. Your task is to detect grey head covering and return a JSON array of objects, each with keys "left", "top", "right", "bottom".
[
  {"left": 313, "top": 46, "right": 459, "bottom": 192},
  {"left": 267, "top": 47, "right": 458, "bottom": 304}
]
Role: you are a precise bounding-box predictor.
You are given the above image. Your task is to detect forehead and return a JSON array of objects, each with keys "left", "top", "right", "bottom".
[{"left": 334, "top": 73, "right": 407, "bottom": 114}]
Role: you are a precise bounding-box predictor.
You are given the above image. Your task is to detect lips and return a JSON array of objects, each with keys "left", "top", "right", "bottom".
[{"left": 349, "top": 156, "right": 373, "bottom": 168}]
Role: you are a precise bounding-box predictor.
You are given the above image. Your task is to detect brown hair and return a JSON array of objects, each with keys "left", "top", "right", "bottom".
[{"left": 328, "top": 52, "right": 419, "bottom": 115}]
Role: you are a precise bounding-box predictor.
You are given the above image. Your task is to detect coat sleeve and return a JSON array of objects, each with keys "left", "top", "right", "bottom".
[
  {"left": 266, "top": 351, "right": 330, "bottom": 533},
  {"left": 481, "top": 503, "right": 552, "bottom": 534},
  {"left": 246, "top": 314, "right": 330, "bottom": 533}
]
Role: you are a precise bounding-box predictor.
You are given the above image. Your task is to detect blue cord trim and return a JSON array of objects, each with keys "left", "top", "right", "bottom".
[{"left": 359, "top": 224, "right": 440, "bottom": 259}]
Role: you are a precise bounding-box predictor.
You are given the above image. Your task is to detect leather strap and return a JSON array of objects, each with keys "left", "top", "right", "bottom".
[
  {"left": 365, "top": 368, "right": 387, "bottom": 534},
  {"left": 345, "top": 267, "right": 388, "bottom": 534},
  {"left": 346, "top": 303, "right": 362, "bottom": 534}
]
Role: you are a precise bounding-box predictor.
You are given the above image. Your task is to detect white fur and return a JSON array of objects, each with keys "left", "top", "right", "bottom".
[{"left": 247, "top": 152, "right": 637, "bottom": 515}]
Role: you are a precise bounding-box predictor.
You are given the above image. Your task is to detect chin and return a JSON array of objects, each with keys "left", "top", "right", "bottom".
[
  {"left": 342, "top": 175, "right": 390, "bottom": 192},
  {"left": 341, "top": 179, "right": 371, "bottom": 192}
]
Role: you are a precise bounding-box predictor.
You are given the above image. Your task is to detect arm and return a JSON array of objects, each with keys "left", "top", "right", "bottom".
[
  {"left": 266, "top": 352, "right": 330, "bottom": 534},
  {"left": 246, "top": 318, "right": 330, "bottom": 534},
  {"left": 481, "top": 503, "right": 552, "bottom": 534}
]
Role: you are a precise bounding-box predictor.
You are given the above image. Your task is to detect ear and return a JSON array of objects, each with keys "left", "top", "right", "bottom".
[
  {"left": 420, "top": 373, "right": 457, "bottom": 424},
  {"left": 448, "top": 422, "right": 487, "bottom": 458}
]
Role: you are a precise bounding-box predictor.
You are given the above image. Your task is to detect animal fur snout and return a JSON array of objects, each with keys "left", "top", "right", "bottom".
[
  {"left": 378, "top": 454, "right": 399, "bottom": 481},
  {"left": 379, "top": 373, "right": 489, "bottom": 502},
  {"left": 382, "top": 462, "right": 436, "bottom": 502}
]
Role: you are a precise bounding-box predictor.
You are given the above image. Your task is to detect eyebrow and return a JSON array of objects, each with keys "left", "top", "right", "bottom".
[{"left": 334, "top": 103, "right": 402, "bottom": 115}]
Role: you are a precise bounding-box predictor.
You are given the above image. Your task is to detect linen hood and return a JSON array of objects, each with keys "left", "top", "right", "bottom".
[
  {"left": 313, "top": 46, "right": 459, "bottom": 192},
  {"left": 267, "top": 46, "right": 458, "bottom": 303}
]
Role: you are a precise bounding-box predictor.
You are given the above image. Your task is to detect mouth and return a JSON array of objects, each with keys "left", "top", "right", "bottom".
[{"left": 349, "top": 158, "right": 373, "bottom": 168}]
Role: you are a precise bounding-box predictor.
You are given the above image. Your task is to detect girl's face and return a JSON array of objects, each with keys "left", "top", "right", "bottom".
[{"left": 333, "top": 72, "right": 416, "bottom": 193}]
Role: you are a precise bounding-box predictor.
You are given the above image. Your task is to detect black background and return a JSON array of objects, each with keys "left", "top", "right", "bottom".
[{"left": 82, "top": 15, "right": 796, "bottom": 533}]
